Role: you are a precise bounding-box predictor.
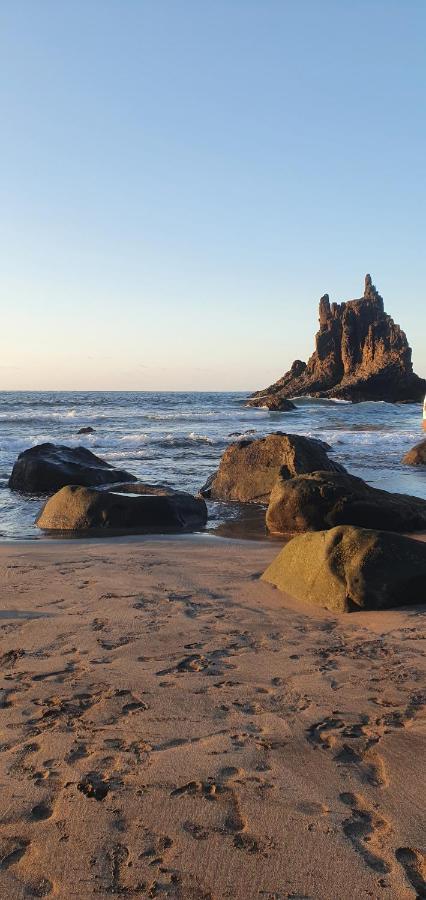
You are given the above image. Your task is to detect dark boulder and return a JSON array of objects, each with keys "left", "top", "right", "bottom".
[
  {"left": 250, "top": 275, "right": 426, "bottom": 404},
  {"left": 402, "top": 439, "right": 426, "bottom": 466},
  {"left": 201, "top": 433, "right": 345, "bottom": 503},
  {"left": 77, "top": 426, "right": 95, "bottom": 435},
  {"left": 262, "top": 525, "right": 426, "bottom": 612},
  {"left": 36, "top": 485, "right": 207, "bottom": 533},
  {"left": 9, "top": 443, "right": 137, "bottom": 494},
  {"left": 266, "top": 470, "right": 426, "bottom": 534}
]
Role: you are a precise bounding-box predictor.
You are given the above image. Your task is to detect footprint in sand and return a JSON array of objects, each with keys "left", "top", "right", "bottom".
[
  {"left": 156, "top": 651, "right": 235, "bottom": 677},
  {"left": 171, "top": 767, "right": 262, "bottom": 853},
  {"left": 339, "top": 791, "right": 391, "bottom": 875},
  {"left": 22, "top": 877, "right": 53, "bottom": 896},
  {"left": 77, "top": 772, "right": 110, "bottom": 801},
  {"left": 65, "top": 742, "right": 90, "bottom": 763},
  {"left": 395, "top": 847, "right": 426, "bottom": 897},
  {"left": 0, "top": 648, "right": 25, "bottom": 668},
  {"left": 307, "top": 716, "right": 388, "bottom": 787},
  {"left": 182, "top": 820, "right": 209, "bottom": 841},
  {"left": 297, "top": 800, "right": 330, "bottom": 816},
  {"left": 30, "top": 800, "right": 53, "bottom": 821},
  {"left": 0, "top": 837, "right": 30, "bottom": 870}
]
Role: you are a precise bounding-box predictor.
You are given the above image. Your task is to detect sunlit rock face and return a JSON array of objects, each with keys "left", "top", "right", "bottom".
[{"left": 249, "top": 275, "right": 426, "bottom": 404}]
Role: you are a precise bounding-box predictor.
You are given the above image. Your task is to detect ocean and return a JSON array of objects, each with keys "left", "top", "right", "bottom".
[{"left": 0, "top": 390, "right": 425, "bottom": 541}]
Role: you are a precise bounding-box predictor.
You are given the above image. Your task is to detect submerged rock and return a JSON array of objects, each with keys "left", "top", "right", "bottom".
[
  {"left": 402, "top": 439, "right": 426, "bottom": 466},
  {"left": 77, "top": 426, "right": 95, "bottom": 435},
  {"left": 36, "top": 485, "right": 207, "bottom": 532},
  {"left": 249, "top": 275, "right": 426, "bottom": 404},
  {"left": 248, "top": 396, "right": 296, "bottom": 411},
  {"left": 201, "top": 433, "right": 345, "bottom": 503},
  {"left": 266, "top": 470, "right": 426, "bottom": 534},
  {"left": 9, "top": 443, "right": 136, "bottom": 494},
  {"left": 262, "top": 525, "right": 426, "bottom": 612}
]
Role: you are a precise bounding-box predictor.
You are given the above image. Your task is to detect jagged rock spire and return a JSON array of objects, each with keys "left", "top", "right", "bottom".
[
  {"left": 364, "top": 273, "right": 382, "bottom": 301},
  {"left": 248, "top": 275, "right": 426, "bottom": 404}
]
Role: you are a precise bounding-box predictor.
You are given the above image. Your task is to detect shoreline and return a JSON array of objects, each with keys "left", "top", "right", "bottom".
[
  {"left": 1, "top": 524, "right": 425, "bottom": 546},
  {"left": 0, "top": 530, "right": 273, "bottom": 548},
  {"left": 0, "top": 538, "right": 425, "bottom": 898}
]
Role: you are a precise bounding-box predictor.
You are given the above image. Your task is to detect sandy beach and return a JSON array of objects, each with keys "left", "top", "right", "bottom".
[{"left": 0, "top": 536, "right": 425, "bottom": 899}]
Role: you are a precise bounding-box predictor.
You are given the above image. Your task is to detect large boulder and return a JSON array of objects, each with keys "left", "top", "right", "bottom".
[
  {"left": 402, "top": 439, "right": 426, "bottom": 466},
  {"left": 9, "top": 443, "right": 137, "bottom": 494},
  {"left": 36, "top": 485, "right": 207, "bottom": 533},
  {"left": 201, "top": 433, "right": 345, "bottom": 503},
  {"left": 266, "top": 470, "right": 426, "bottom": 534},
  {"left": 262, "top": 525, "right": 426, "bottom": 612},
  {"left": 250, "top": 275, "right": 426, "bottom": 404}
]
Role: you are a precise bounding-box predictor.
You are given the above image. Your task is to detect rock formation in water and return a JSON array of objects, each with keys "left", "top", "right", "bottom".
[
  {"left": 36, "top": 485, "right": 207, "bottom": 532},
  {"left": 9, "top": 443, "right": 137, "bottom": 493},
  {"left": 265, "top": 470, "right": 426, "bottom": 535},
  {"left": 200, "top": 432, "right": 346, "bottom": 503},
  {"left": 249, "top": 275, "right": 426, "bottom": 404},
  {"left": 402, "top": 438, "right": 426, "bottom": 466}
]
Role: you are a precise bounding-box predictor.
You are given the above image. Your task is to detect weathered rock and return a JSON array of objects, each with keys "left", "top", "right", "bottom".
[
  {"left": 201, "top": 433, "right": 345, "bottom": 503},
  {"left": 9, "top": 443, "right": 136, "bottom": 494},
  {"left": 249, "top": 275, "right": 426, "bottom": 404},
  {"left": 248, "top": 396, "right": 296, "bottom": 411},
  {"left": 402, "top": 439, "right": 426, "bottom": 466},
  {"left": 77, "top": 426, "right": 95, "bottom": 435},
  {"left": 262, "top": 525, "right": 426, "bottom": 612},
  {"left": 266, "top": 470, "right": 426, "bottom": 534},
  {"left": 36, "top": 485, "right": 207, "bottom": 532}
]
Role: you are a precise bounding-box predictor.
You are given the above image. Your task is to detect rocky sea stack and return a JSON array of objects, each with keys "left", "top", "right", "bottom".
[{"left": 249, "top": 275, "right": 426, "bottom": 404}]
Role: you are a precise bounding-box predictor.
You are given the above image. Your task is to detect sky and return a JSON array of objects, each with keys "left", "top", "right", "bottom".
[{"left": 0, "top": 1, "right": 425, "bottom": 391}]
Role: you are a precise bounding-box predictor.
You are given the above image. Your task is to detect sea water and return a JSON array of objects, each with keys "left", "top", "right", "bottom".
[{"left": 0, "top": 390, "right": 424, "bottom": 540}]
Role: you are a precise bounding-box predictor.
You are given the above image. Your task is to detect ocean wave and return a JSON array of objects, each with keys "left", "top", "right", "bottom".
[
  {"left": 0, "top": 436, "right": 39, "bottom": 453},
  {"left": 150, "top": 432, "right": 216, "bottom": 449},
  {"left": 102, "top": 449, "right": 151, "bottom": 461},
  {"left": 303, "top": 428, "right": 420, "bottom": 447},
  {"left": 0, "top": 409, "right": 82, "bottom": 423},
  {"left": 111, "top": 433, "right": 149, "bottom": 444},
  {"left": 290, "top": 395, "right": 352, "bottom": 405}
]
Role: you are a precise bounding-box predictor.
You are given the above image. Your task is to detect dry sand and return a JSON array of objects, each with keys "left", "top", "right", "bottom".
[{"left": 0, "top": 535, "right": 425, "bottom": 899}]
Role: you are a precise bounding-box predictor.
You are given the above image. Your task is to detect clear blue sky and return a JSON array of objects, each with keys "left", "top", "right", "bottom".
[{"left": 1, "top": 1, "right": 425, "bottom": 390}]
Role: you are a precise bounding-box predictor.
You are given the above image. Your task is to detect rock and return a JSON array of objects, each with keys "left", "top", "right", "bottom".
[
  {"left": 36, "top": 485, "right": 207, "bottom": 533},
  {"left": 201, "top": 433, "right": 346, "bottom": 503},
  {"left": 77, "top": 426, "right": 95, "bottom": 435},
  {"left": 9, "top": 443, "right": 137, "bottom": 494},
  {"left": 402, "top": 439, "right": 426, "bottom": 466},
  {"left": 261, "top": 525, "right": 426, "bottom": 612},
  {"left": 248, "top": 396, "right": 296, "bottom": 411},
  {"left": 249, "top": 275, "right": 426, "bottom": 404},
  {"left": 266, "top": 470, "right": 426, "bottom": 534}
]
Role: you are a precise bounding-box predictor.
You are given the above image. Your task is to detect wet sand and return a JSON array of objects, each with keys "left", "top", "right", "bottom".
[{"left": 0, "top": 536, "right": 425, "bottom": 899}]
